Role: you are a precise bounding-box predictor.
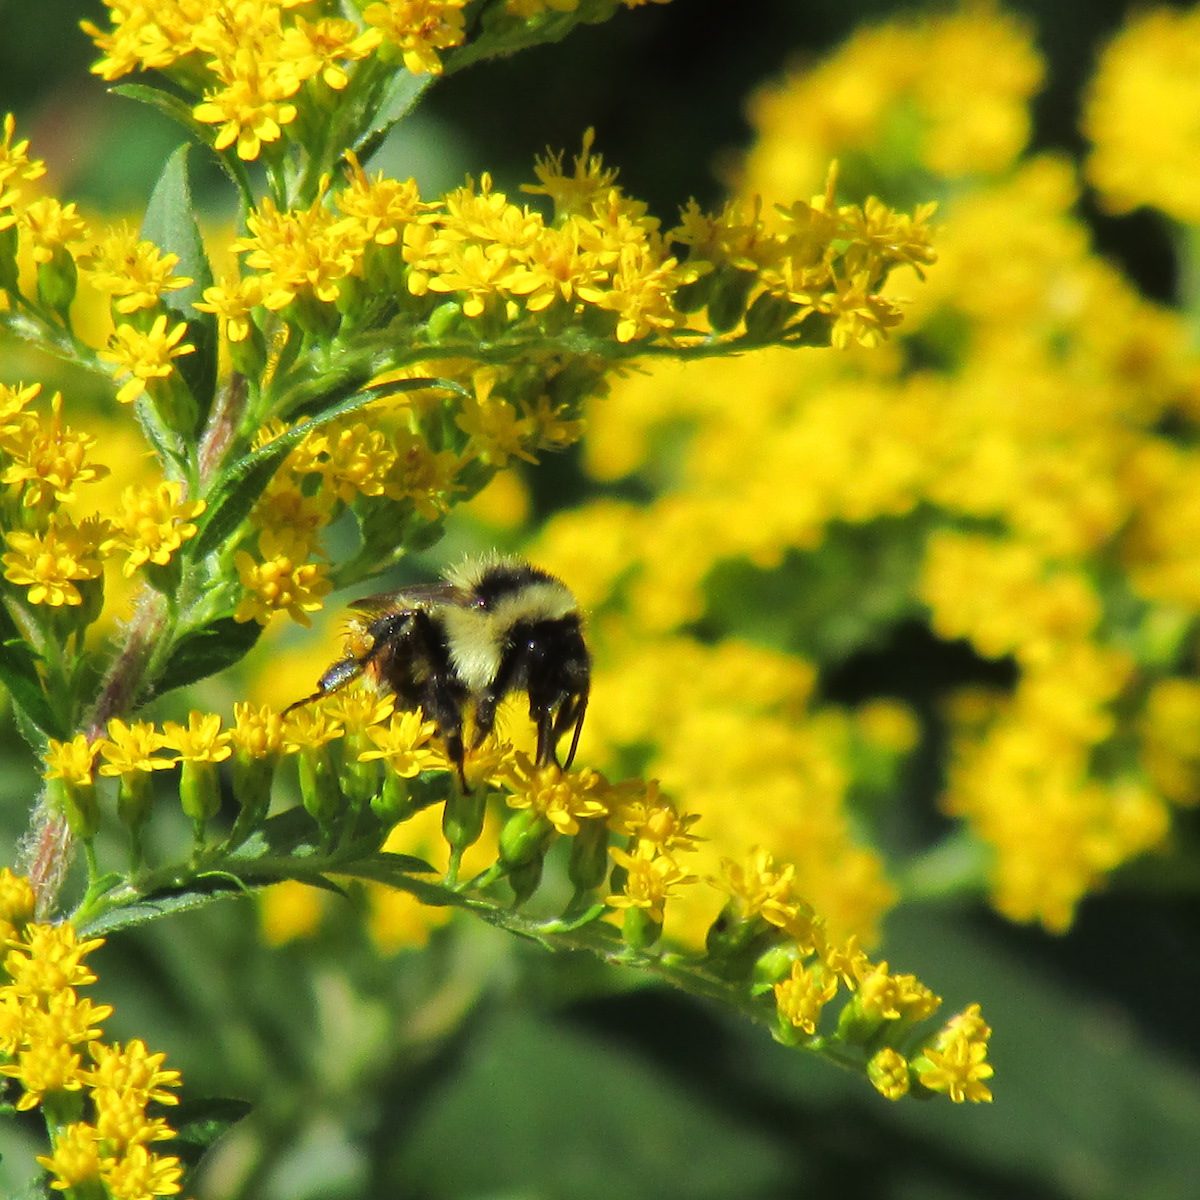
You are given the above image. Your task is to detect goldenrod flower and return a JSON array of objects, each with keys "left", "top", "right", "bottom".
[
  {"left": 456, "top": 392, "right": 538, "bottom": 467},
  {"left": 82, "top": 1, "right": 191, "bottom": 81},
  {"left": 251, "top": 476, "right": 333, "bottom": 543},
  {"left": 363, "top": 0, "right": 468, "bottom": 76},
  {"left": 81, "top": 223, "right": 192, "bottom": 313},
  {"left": 4, "top": 924, "right": 105, "bottom": 997},
  {"left": 36, "top": 1121, "right": 104, "bottom": 1191},
  {"left": 607, "top": 779, "right": 702, "bottom": 860},
  {"left": 0, "top": 112, "right": 47, "bottom": 220},
  {"left": 86, "top": 1038, "right": 182, "bottom": 1107},
  {"left": 774, "top": 958, "right": 838, "bottom": 1036},
  {"left": 501, "top": 762, "right": 608, "bottom": 835},
  {"left": 523, "top": 128, "right": 619, "bottom": 217},
  {"left": 235, "top": 193, "right": 364, "bottom": 308},
  {"left": 1084, "top": 6, "right": 1200, "bottom": 223},
  {"left": 0, "top": 380, "right": 42, "bottom": 454},
  {"left": 868, "top": 1048, "right": 911, "bottom": 1101},
  {"left": 337, "top": 159, "right": 425, "bottom": 246},
  {"left": 856, "top": 961, "right": 940, "bottom": 1023},
  {"left": 100, "top": 1141, "right": 184, "bottom": 1198},
  {"left": 18, "top": 196, "right": 88, "bottom": 263},
  {"left": 233, "top": 530, "right": 332, "bottom": 626},
  {"left": 913, "top": 1004, "right": 994, "bottom": 1104},
  {"left": 716, "top": 848, "right": 812, "bottom": 941},
  {"left": 1, "top": 391, "right": 109, "bottom": 510},
  {"left": 278, "top": 15, "right": 382, "bottom": 92},
  {"left": 576, "top": 240, "right": 687, "bottom": 343},
  {"left": 108, "top": 480, "right": 205, "bottom": 577},
  {"left": 94, "top": 1085, "right": 176, "bottom": 1148},
  {"left": 97, "top": 719, "right": 173, "bottom": 780},
  {"left": 44, "top": 734, "right": 100, "bottom": 789},
  {"left": 385, "top": 429, "right": 462, "bottom": 519},
  {"left": 162, "top": 711, "right": 232, "bottom": 765},
  {"left": 2, "top": 514, "right": 108, "bottom": 607},
  {"left": 100, "top": 315, "right": 196, "bottom": 405},
  {"left": 230, "top": 701, "right": 286, "bottom": 759},
  {"left": 282, "top": 704, "right": 344, "bottom": 752},
  {"left": 194, "top": 70, "right": 300, "bottom": 162},
  {"left": 0, "top": 867, "right": 36, "bottom": 941},
  {"left": 195, "top": 272, "right": 265, "bottom": 343},
  {"left": 321, "top": 688, "right": 395, "bottom": 735},
  {"left": 607, "top": 843, "right": 696, "bottom": 925},
  {"left": 314, "top": 420, "right": 397, "bottom": 501},
  {"left": 359, "top": 710, "right": 445, "bottom": 778}
]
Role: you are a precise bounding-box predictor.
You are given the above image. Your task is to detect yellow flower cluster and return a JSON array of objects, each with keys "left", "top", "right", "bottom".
[
  {"left": 717, "top": 849, "right": 992, "bottom": 1103},
  {"left": 0, "top": 383, "right": 203, "bottom": 616},
  {"left": 739, "top": 1, "right": 1042, "bottom": 202},
  {"left": 0, "top": 869, "right": 186, "bottom": 1197},
  {"left": 83, "top": 0, "right": 675, "bottom": 162},
  {"left": 522, "top": 5, "right": 1200, "bottom": 936},
  {"left": 1084, "top": 4, "right": 1200, "bottom": 224}
]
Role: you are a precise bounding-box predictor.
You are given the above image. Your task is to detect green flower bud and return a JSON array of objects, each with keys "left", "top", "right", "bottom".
[
  {"left": 707, "top": 267, "right": 757, "bottom": 332},
  {"left": 0, "top": 223, "right": 19, "bottom": 294},
  {"left": 117, "top": 773, "right": 153, "bottom": 834},
  {"left": 231, "top": 752, "right": 275, "bottom": 826},
  {"left": 743, "top": 290, "right": 795, "bottom": 341},
  {"left": 567, "top": 818, "right": 609, "bottom": 893},
  {"left": 36, "top": 248, "right": 77, "bottom": 320},
  {"left": 499, "top": 808, "right": 551, "bottom": 869},
  {"left": 297, "top": 746, "right": 341, "bottom": 830},
  {"left": 619, "top": 904, "right": 661, "bottom": 952},
  {"left": 752, "top": 943, "right": 800, "bottom": 991},
  {"left": 371, "top": 771, "right": 415, "bottom": 825},
  {"left": 442, "top": 787, "right": 486, "bottom": 856},
  {"left": 47, "top": 776, "right": 99, "bottom": 841},
  {"left": 508, "top": 856, "right": 543, "bottom": 907},
  {"left": 179, "top": 761, "right": 220, "bottom": 826},
  {"left": 427, "top": 300, "right": 462, "bottom": 340}
]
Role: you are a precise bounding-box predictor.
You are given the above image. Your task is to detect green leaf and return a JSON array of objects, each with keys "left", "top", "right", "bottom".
[
  {"left": 142, "top": 144, "right": 218, "bottom": 419},
  {"left": 191, "top": 377, "right": 465, "bottom": 560},
  {"left": 0, "top": 606, "right": 60, "bottom": 740},
  {"left": 165, "top": 1097, "right": 254, "bottom": 1173},
  {"left": 351, "top": 70, "right": 432, "bottom": 164},
  {"left": 110, "top": 84, "right": 252, "bottom": 202},
  {"left": 392, "top": 1007, "right": 792, "bottom": 1199},
  {"left": 148, "top": 616, "right": 263, "bottom": 700}
]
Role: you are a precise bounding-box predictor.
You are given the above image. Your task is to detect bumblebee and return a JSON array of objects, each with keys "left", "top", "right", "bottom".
[{"left": 285, "top": 556, "right": 590, "bottom": 786}]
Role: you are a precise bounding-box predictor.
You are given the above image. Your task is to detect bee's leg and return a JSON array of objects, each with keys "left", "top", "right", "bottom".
[
  {"left": 555, "top": 691, "right": 588, "bottom": 769},
  {"left": 282, "top": 654, "right": 363, "bottom": 715},
  {"left": 471, "top": 690, "right": 500, "bottom": 750},
  {"left": 423, "top": 675, "right": 470, "bottom": 792}
]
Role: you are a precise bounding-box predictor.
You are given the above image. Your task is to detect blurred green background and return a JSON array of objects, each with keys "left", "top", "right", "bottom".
[{"left": 2, "top": 3, "right": 1199, "bottom": 1198}]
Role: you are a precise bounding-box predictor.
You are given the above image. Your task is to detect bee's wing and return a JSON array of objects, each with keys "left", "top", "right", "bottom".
[{"left": 348, "top": 582, "right": 469, "bottom": 616}]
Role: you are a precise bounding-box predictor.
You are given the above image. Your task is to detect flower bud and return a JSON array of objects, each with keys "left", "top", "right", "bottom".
[
  {"left": 499, "top": 808, "right": 551, "bottom": 869},
  {"left": 117, "top": 774, "right": 153, "bottom": 836},
  {"left": 370, "top": 771, "right": 415, "bottom": 825},
  {"left": 567, "top": 818, "right": 610, "bottom": 893},
  {"left": 0, "top": 223, "right": 18, "bottom": 294},
  {"left": 297, "top": 745, "right": 341, "bottom": 831},
  {"left": 619, "top": 903, "right": 661, "bottom": 952},
  {"left": 442, "top": 787, "right": 486, "bottom": 857},
  {"left": 36, "top": 248, "right": 77, "bottom": 320},
  {"left": 231, "top": 752, "right": 275, "bottom": 826},
  {"left": 507, "top": 857, "right": 543, "bottom": 907},
  {"left": 179, "top": 761, "right": 220, "bottom": 828},
  {"left": 707, "top": 267, "right": 756, "bottom": 332},
  {"left": 47, "top": 776, "right": 99, "bottom": 841}
]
